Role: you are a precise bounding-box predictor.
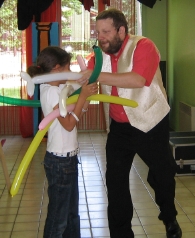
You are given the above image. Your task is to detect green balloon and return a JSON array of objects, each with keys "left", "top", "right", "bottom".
[
  {"left": 0, "top": 95, "right": 40, "bottom": 107},
  {"left": 69, "top": 45, "right": 102, "bottom": 97}
]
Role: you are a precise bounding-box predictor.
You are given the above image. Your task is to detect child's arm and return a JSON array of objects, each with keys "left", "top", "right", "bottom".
[{"left": 54, "top": 81, "right": 98, "bottom": 131}]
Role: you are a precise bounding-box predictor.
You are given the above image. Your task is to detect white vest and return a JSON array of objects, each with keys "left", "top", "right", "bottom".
[{"left": 101, "top": 35, "right": 170, "bottom": 133}]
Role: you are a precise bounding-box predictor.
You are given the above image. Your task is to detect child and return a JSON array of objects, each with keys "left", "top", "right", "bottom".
[{"left": 27, "top": 46, "right": 98, "bottom": 238}]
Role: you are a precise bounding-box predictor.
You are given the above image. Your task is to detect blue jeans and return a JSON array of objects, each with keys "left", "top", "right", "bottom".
[{"left": 43, "top": 151, "right": 80, "bottom": 238}]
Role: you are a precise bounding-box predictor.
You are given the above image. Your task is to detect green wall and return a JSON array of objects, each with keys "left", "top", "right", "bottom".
[
  {"left": 142, "top": 0, "right": 195, "bottom": 131},
  {"left": 167, "top": 0, "right": 195, "bottom": 130},
  {"left": 142, "top": 0, "right": 167, "bottom": 60}
]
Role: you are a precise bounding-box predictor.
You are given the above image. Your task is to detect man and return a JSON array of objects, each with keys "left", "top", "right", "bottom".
[{"left": 79, "top": 8, "right": 182, "bottom": 238}]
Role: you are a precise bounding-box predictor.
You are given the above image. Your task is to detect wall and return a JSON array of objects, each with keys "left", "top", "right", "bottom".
[
  {"left": 142, "top": 0, "right": 195, "bottom": 130},
  {"left": 142, "top": 0, "right": 167, "bottom": 60},
  {"left": 167, "top": 0, "right": 195, "bottom": 130}
]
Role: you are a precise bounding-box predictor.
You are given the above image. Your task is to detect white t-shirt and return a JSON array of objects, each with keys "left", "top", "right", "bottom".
[{"left": 40, "top": 83, "right": 78, "bottom": 153}]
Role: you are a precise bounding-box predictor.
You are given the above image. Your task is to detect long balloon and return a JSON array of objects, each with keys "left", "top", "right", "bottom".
[
  {"left": 10, "top": 94, "right": 138, "bottom": 197},
  {"left": 39, "top": 95, "right": 138, "bottom": 130},
  {"left": 0, "top": 95, "right": 40, "bottom": 107},
  {"left": 69, "top": 45, "right": 102, "bottom": 97},
  {"left": 59, "top": 85, "right": 75, "bottom": 117},
  {"left": 22, "top": 71, "right": 82, "bottom": 84},
  {"left": 58, "top": 47, "right": 102, "bottom": 117},
  {"left": 10, "top": 122, "right": 52, "bottom": 197},
  {"left": 21, "top": 71, "right": 82, "bottom": 97},
  {"left": 38, "top": 105, "right": 75, "bottom": 130},
  {"left": 76, "top": 55, "right": 87, "bottom": 71},
  {"left": 20, "top": 51, "right": 95, "bottom": 97}
]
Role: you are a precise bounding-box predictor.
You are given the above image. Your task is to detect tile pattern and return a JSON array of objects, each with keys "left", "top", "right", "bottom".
[{"left": 0, "top": 132, "right": 195, "bottom": 238}]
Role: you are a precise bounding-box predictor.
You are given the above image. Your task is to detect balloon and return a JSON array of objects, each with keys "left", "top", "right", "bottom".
[
  {"left": 0, "top": 95, "right": 40, "bottom": 107},
  {"left": 10, "top": 94, "right": 138, "bottom": 197},
  {"left": 58, "top": 47, "right": 101, "bottom": 115},
  {"left": 39, "top": 104, "right": 75, "bottom": 130},
  {"left": 87, "top": 46, "right": 103, "bottom": 83},
  {"left": 66, "top": 94, "right": 138, "bottom": 108},
  {"left": 10, "top": 122, "right": 52, "bottom": 197},
  {"left": 76, "top": 55, "right": 87, "bottom": 71},
  {"left": 21, "top": 71, "right": 82, "bottom": 97},
  {"left": 59, "top": 84, "right": 75, "bottom": 117},
  {"left": 87, "top": 95, "right": 138, "bottom": 107},
  {"left": 39, "top": 94, "right": 138, "bottom": 130},
  {"left": 20, "top": 53, "right": 89, "bottom": 97},
  {"left": 25, "top": 71, "right": 82, "bottom": 84},
  {"left": 69, "top": 45, "right": 102, "bottom": 97}
]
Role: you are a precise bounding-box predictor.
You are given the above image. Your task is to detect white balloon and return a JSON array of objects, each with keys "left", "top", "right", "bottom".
[
  {"left": 59, "top": 84, "right": 75, "bottom": 117},
  {"left": 31, "top": 72, "right": 82, "bottom": 84},
  {"left": 20, "top": 71, "right": 82, "bottom": 97},
  {"left": 20, "top": 72, "right": 35, "bottom": 97}
]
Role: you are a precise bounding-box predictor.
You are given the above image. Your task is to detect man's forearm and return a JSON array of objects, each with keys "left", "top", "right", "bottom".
[{"left": 98, "top": 71, "right": 146, "bottom": 88}]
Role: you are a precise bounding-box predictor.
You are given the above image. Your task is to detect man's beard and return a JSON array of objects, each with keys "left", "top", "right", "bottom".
[{"left": 99, "top": 36, "right": 123, "bottom": 54}]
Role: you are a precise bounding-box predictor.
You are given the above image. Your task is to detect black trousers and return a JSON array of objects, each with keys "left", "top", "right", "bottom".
[{"left": 106, "top": 115, "right": 178, "bottom": 238}]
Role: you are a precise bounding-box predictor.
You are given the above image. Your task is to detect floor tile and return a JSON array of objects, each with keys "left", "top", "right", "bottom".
[{"left": 0, "top": 132, "right": 195, "bottom": 237}]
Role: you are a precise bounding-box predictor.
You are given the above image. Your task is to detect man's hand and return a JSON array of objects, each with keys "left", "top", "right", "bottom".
[{"left": 76, "top": 69, "right": 93, "bottom": 85}]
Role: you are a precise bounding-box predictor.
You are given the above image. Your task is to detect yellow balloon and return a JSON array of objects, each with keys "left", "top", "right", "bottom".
[
  {"left": 10, "top": 94, "right": 138, "bottom": 196},
  {"left": 86, "top": 94, "right": 138, "bottom": 107},
  {"left": 67, "top": 94, "right": 138, "bottom": 107},
  {"left": 10, "top": 122, "right": 52, "bottom": 197}
]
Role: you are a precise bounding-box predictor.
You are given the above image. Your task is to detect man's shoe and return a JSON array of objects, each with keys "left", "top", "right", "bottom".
[{"left": 164, "top": 220, "right": 182, "bottom": 238}]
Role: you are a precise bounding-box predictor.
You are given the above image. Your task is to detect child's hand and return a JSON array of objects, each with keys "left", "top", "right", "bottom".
[{"left": 80, "top": 81, "right": 98, "bottom": 98}]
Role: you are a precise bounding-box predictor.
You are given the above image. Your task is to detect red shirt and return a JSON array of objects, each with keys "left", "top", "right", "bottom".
[{"left": 88, "top": 35, "right": 160, "bottom": 123}]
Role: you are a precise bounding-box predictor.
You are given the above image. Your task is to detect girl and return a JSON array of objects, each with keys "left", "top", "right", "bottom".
[{"left": 27, "top": 46, "right": 98, "bottom": 238}]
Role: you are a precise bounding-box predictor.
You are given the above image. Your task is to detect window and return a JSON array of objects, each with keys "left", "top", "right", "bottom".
[{"left": 0, "top": 0, "right": 26, "bottom": 106}]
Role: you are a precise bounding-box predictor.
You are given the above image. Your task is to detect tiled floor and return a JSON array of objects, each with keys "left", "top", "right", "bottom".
[{"left": 0, "top": 132, "right": 195, "bottom": 238}]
